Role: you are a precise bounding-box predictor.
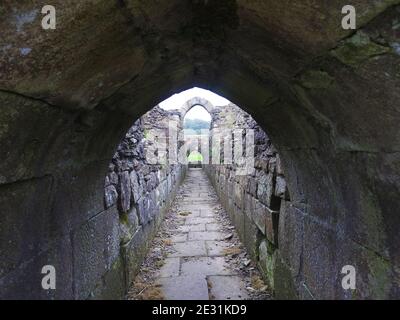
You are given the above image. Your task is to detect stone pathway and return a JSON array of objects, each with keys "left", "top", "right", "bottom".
[{"left": 128, "top": 168, "right": 271, "bottom": 300}]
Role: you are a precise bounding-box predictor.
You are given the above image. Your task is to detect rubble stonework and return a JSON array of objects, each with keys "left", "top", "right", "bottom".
[
  {"left": 103, "top": 106, "right": 186, "bottom": 295},
  {"left": 204, "top": 103, "right": 289, "bottom": 293}
]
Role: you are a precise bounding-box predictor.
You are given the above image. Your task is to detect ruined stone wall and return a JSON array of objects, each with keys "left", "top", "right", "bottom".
[
  {"left": 204, "top": 103, "right": 290, "bottom": 295},
  {"left": 100, "top": 106, "right": 186, "bottom": 299}
]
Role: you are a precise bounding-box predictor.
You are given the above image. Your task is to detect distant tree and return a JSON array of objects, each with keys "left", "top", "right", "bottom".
[
  {"left": 184, "top": 118, "right": 210, "bottom": 134},
  {"left": 187, "top": 151, "right": 203, "bottom": 163}
]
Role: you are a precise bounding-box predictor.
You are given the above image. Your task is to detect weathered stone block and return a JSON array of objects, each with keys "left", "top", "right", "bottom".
[
  {"left": 136, "top": 197, "right": 146, "bottom": 225},
  {"left": 0, "top": 176, "right": 53, "bottom": 279},
  {"left": 257, "top": 171, "right": 274, "bottom": 207},
  {"left": 119, "top": 207, "right": 139, "bottom": 245},
  {"left": 276, "top": 154, "right": 284, "bottom": 175},
  {"left": 335, "top": 237, "right": 394, "bottom": 300},
  {"left": 274, "top": 256, "right": 299, "bottom": 300},
  {"left": 105, "top": 184, "right": 118, "bottom": 208},
  {"left": 234, "top": 182, "right": 244, "bottom": 209},
  {"left": 243, "top": 213, "right": 261, "bottom": 261},
  {"left": 130, "top": 170, "right": 141, "bottom": 203},
  {"left": 248, "top": 177, "right": 258, "bottom": 197},
  {"left": 0, "top": 235, "right": 74, "bottom": 300},
  {"left": 119, "top": 171, "right": 131, "bottom": 213},
  {"left": 233, "top": 205, "right": 246, "bottom": 243},
  {"left": 122, "top": 219, "right": 158, "bottom": 285},
  {"left": 275, "top": 175, "right": 288, "bottom": 199},
  {"left": 52, "top": 161, "right": 110, "bottom": 232},
  {"left": 331, "top": 31, "right": 390, "bottom": 67},
  {"left": 268, "top": 157, "right": 277, "bottom": 174},
  {"left": 258, "top": 240, "right": 277, "bottom": 290},
  {"left": 0, "top": 92, "right": 71, "bottom": 184},
  {"left": 303, "top": 216, "right": 336, "bottom": 300},
  {"left": 244, "top": 192, "right": 254, "bottom": 219},
  {"left": 108, "top": 172, "right": 119, "bottom": 185},
  {"left": 72, "top": 206, "right": 120, "bottom": 299},
  {"left": 122, "top": 226, "right": 146, "bottom": 285},
  {"left": 252, "top": 198, "right": 266, "bottom": 235},
  {"left": 89, "top": 256, "right": 126, "bottom": 300},
  {"left": 251, "top": 199, "right": 278, "bottom": 245},
  {"left": 278, "top": 201, "right": 304, "bottom": 278},
  {"left": 298, "top": 69, "right": 335, "bottom": 89}
]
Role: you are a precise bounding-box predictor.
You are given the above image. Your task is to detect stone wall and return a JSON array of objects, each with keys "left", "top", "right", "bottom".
[
  {"left": 103, "top": 106, "right": 185, "bottom": 295},
  {"left": 204, "top": 103, "right": 291, "bottom": 296},
  {"left": 0, "top": 104, "right": 184, "bottom": 300},
  {"left": 206, "top": 100, "right": 400, "bottom": 299}
]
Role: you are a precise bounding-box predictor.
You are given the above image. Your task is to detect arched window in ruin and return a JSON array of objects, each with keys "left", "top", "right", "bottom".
[{"left": 182, "top": 103, "right": 211, "bottom": 167}]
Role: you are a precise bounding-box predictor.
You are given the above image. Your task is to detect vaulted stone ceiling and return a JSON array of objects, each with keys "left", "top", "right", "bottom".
[
  {"left": 2, "top": 1, "right": 398, "bottom": 109},
  {"left": 0, "top": 1, "right": 399, "bottom": 299}
]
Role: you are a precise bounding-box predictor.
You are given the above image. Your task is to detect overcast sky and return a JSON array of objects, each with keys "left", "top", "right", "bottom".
[{"left": 159, "top": 87, "right": 230, "bottom": 121}]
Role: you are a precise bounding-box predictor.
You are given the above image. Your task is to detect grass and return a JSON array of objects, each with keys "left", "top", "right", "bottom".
[{"left": 187, "top": 151, "right": 203, "bottom": 162}]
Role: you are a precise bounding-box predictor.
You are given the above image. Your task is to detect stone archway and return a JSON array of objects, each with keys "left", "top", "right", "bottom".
[
  {"left": 0, "top": 1, "right": 399, "bottom": 300},
  {"left": 179, "top": 97, "right": 214, "bottom": 166},
  {"left": 180, "top": 97, "right": 215, "bottom": 121}
]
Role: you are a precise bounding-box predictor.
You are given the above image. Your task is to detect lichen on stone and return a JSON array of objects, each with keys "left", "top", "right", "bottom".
[
  {"left": 298, "top": 70, "right": 335, "bottom": 89},
  {"left": 365, "top": 250, "right": 391, "bottom": 299},
  {"left": 331, "top": 31, "right": 391, "bottom": 66}
]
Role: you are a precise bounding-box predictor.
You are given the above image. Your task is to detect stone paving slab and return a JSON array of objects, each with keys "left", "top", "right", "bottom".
[
  {"left": 208, "top": 275, "right": 249, "bottom": 300},
  {"left": 159, "top": 258, "right": 181, "bottom": 278},
  {"left": 176, "top": 208, "right": 201, "bottom": 217},
  {"left": 159, "top": 275, "right": 209, "bottom": 300},
  {"left": 206, "top": 240, "right": 231, "bottom": 256},
  {"left": 200, "top": 210, "right": 216, "bottom": 218},
  {"left": 171, "top": 233, "right": 187, "bottom": 243},
  {"left": 185, "top": 217, "right": 218, "bottom": 225},
  {"left": 180, "top": 205, "right": 213, "bottom": 211},
  {"left": 179, "top": 224, "right": 206, "bottom": 232},
  {"left": 188, "top": 231, "right": 227, "bottom": 241},
  {"left": 181, "top": 212, "right": 201, "bottom": 218},
  {"left": 206, "top": 223, "right": 221, "bottom": 231},
  {"left": 180, "top": 257, "right": 233, "bottom": 277},
  {"left": 170, "top": 241, "right": 207, "bottom": 257}
]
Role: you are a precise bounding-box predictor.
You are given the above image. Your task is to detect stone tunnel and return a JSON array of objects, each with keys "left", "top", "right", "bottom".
[{"left": 0, "top": 1, "right": 400, "bottom": 300}]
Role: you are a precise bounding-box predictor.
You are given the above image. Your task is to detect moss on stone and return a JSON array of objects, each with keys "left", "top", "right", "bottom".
[
  {"left": 90, "top": 256, "right": 126, "bottom": 300},
  {"left": 359, "top": 186, "right": 387, "bottom": 255},
  {"left": 120, "top": 212, "right": 130, "bottom": 226},
  {"left": 298, "top": 70, "right": 335, "bottom": 89},
  {"left": 258, "top": 240, "right": 277, "bottom": 291},
  {"left": 119, "top": 212, "right": 136, "bottom": 246},
  {"left": 365, "top": 251, "right": 391, "bottom": 299},
  {"left": 331, "top": 31, "right": 390, "bottom": 66},
  {"left": 273, "top": 256, "right": 299, "bottom": 300}
]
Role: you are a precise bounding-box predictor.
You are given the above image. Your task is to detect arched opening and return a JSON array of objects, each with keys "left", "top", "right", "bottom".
[
  {"left": 183, "top": 105, "right": 211, "bottom": 134},
  {"left": 183, "top": 105, "right": 211, "bottom": 168},
  {"left": 102, "top": 88, "right": 292, "bottom": 300}
]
